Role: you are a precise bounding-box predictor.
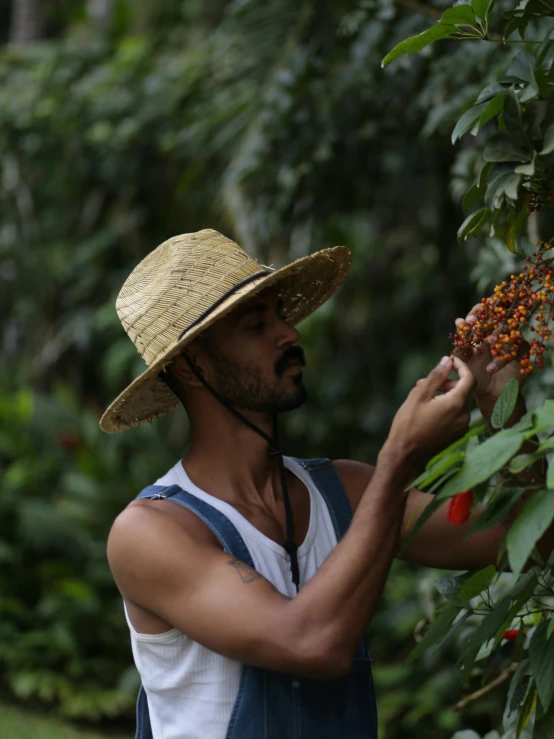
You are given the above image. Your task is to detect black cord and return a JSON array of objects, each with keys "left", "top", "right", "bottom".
[
  {"left": 181, "top": 357, "right": 300, "bottom": 592},
  {"left": 272, "top": 416, "right": 299, "bottom": 590}
]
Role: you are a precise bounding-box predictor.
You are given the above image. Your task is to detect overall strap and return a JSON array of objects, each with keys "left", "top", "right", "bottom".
[
  {"left": 132, "top": 483, "right": 257, "bottom": 739},
  {"left": 291, "top": 458, "right": 353, "bottom": 542},
  {"left": 135, "top": 484, "right": 256, "bottom": 567}
]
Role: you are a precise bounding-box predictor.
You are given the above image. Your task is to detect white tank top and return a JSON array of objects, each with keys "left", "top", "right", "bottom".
[{"left": 124, "top": 456, "right": 339, "bottom": 739}]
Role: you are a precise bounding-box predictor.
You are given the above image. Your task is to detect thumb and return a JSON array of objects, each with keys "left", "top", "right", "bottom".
[{"left": 419, "top": 356, "right": 453, "bottom": 399}]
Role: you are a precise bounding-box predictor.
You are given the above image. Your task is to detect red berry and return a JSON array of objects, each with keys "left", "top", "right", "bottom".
[
  {"left": 447, "top": 489, "right": 473, "bottom": 525},
  {"left": 502, "top": 629, "right": 526, "bottom": 642}
]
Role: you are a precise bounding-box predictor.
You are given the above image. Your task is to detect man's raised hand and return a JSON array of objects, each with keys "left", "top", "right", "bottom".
[
  {"left": 454, "top": 304, "right": 527, "bottom": 402},
  {"left": 383, "top": 356, "right": 475, "bottom": 469}
]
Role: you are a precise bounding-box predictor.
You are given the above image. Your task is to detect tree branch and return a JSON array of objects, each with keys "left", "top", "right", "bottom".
[{"left": 452, "top": 663, "right": 518, "bottom": 712}]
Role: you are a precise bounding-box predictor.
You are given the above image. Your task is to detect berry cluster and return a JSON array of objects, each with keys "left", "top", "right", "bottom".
[
  {"left": 527, "top": 188, "right": 554, "bottom": 213},
  {"left": 452, "top": 241, "right": 554, "bottom": 376}
]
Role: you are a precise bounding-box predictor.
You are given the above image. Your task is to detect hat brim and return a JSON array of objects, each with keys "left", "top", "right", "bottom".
[{"left": 100, "top": 245, "right": 352, "bottom": 433}]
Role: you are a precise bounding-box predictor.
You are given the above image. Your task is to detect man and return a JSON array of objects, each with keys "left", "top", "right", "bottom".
[{"left": 102, "top": 229, "right": 523, "bottom": 739}]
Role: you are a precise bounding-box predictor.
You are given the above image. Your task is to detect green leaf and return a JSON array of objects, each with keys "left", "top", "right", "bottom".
[
  {"left": 441, "top": 6, "right": 477, "bottom": 26},
  {"left": 509, "top": 669, "right": 532, "bottom": 715},
  {"left": 489, "top": 206, "right": 505, "bottom": 239},
  {"left": 458, "top": 208, "right": 489, "bottom": 241},
  {"left": 506, "top": 51, "right": 537, "bottom": 85},
  {"left": 540, "top": 124, "right": 554, "bottom": 156},
  {"left": 510, "top": 454, "right": 539, "bottom": 474},
  {"left": 425, "top": 423, "right": 486, "bottom": 470},
  {"left": 472, "top": 0, "right": 494, "bottom": 20},
  {"left": 435, "top": 575, "right": 465, "bottom": 600},
  {"left": 484, "top": 133, "right": 531, "bottom": 163},
  {"left": 514, "top": 155, "right": 536, "bottom": 176},
  {"left": 462, "top": 182, "right": 483, "bottom": 213},
  {"left": 478, "top": 94, "right": 505, "bottom": 129},
  {"left": 452, "top": 103, "right": 488, "bottom": 144},
  {"left": 411, "top": 450, "right": 465, "bottom": 490},
  {"left": 547, "top": 457, "right": 554, "bottom": 490},
  {"left": 459, "top": 565, "right": 496, "bottom": 601},
  {"left": 462, "top": 429, "right": 524, "bottom": 488},
  {"left": 530, "top": 620, "right": 554, "bottom": 711},
  {"left": 534, "top": 696, "right": 554, "bottom": 739},
  {"left": 503, "top": 14, "right": 527, "bottom": 42},
  {"left": 479, "top": 161, "right": 494, "bottom": 189},
  {"left": 491, "top": 378, "right": 520, "bottom": 429},
  {"left": 463, "top": 598, "right": 511, "bottom": 664},
  {"left": 519, "top": 82, "right": 539, "bottom": 104},
  {"left": 507, "top": 490, "right": 554, "bottom": 577},
  {"left": 516, "top": 683, "right": 537, "bottom": 738},
  {"left": 538, "top": 437, "right": 554, "bottom": 453},
  {"left": 486, "top": 172, "right": 523, "bottom": 210},
  {"left": 506, "top": 195, "right": 530, "bottom": 254},
  {"left": 477, "top": 82, "right": 508, "bottom": 103},
  {"left": 548, "top": 618, "right": 554, "bottom": 641},
  {"left": 381, "top": 24, "right": 458, "bottom": 67},
  {"left": 468, "top": 487, "right": 526, "bottom": 535},
  {"left": 407, "top": 603, "right": 459, "bottom": 662},
  {"left": 495, "top": 570, "right": 540, "bottom": 649},
  {"left": 510, "top": 410, "right": 535, "bottom": 434},
  {"left": 533, "top": 401, "right": 554, "bottom": 433},
  {"left": 505, "top": 174, "right": 523, "bottom": 201},
  {"left": 404, "top": 429, "right": 523, "bottom": 548}
]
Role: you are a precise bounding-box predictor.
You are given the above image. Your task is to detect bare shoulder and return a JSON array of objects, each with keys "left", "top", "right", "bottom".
[
  {"left": 332, "top": 459, "right": 376, "bottom": 511},
  {"left": 107, "top": 498, "right": 221, "bottom": 583}
]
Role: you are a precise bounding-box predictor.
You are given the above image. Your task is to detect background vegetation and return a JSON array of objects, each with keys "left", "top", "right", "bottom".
[{"left": 1, "top": 0, "right": 553, "bottom": 737}]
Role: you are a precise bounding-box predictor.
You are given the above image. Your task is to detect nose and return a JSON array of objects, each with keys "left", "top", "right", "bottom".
[{"left": 276, "top": 315, "right": 300, "bottom": 348}]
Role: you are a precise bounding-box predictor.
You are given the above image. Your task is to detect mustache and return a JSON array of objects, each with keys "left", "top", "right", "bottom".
[{"left": 275, "top": 346, "right": 306, "bottom": 376}]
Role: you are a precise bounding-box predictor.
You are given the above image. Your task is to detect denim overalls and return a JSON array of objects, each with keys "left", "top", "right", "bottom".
[{"left": 132, "top": 458, "right": 378, "bottom": 738}]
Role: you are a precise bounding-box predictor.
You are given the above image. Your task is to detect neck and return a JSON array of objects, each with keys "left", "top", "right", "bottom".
[{"left": 182, "top": 396, "right": 284, "bottom": 507}]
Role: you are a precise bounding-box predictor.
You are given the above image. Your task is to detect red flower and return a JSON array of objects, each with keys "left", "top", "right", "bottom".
[
  {"left": 447, "top": 489, "right": 473, "bottom": 525},
  {"left": 502, "top": 629, "right": 526, "bottom": 642}
]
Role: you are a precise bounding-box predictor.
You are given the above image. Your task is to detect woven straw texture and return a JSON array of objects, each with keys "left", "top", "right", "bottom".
[{"left": 100, "top": 229, "right": 351, "bottom": 433}]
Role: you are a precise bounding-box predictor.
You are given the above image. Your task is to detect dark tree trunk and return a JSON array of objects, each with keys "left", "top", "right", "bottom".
[
  {"left": 87, "top": 0, "right": 113, "bottom": 31},
  {"left": 9, "top": 0, "right": 42, "bottom": 44}
]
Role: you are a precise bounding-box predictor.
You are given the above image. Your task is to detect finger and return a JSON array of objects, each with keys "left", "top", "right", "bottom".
[
  {"left": 418, "top": 356, "right": 454, "bottom": 398},
  {"left": 465, "top": 303, "right": 484, "bottom": 323},
  {"left": 448, "top": 356, "right": 477, "bottom": 399},
  {"left": 486, "top": 337, "right": 530, "bottom": 373},
  {"left": 486, "top": 356, "right": 505, "bottom": 373},
  {"left": 435, "top": 379, "right": 458, "bottom": 393}
]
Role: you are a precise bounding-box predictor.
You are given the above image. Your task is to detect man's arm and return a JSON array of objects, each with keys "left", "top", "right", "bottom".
[
  {"left": 108, "top": 356, "right": 474, "bottom": 679},
  {"left": 334, "top": 459, "right": 503, "bottom": 570},
  {"left": 335, "top": 306, "right": 554, "bottom": 574}
]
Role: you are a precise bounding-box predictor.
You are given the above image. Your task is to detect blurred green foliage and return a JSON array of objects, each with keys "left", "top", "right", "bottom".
[
  {"left": 2, "top": 0, "right": 553, "bottom": 737},
  {"left": 0, "top": 700, "right": 129, "bottom": 738}
]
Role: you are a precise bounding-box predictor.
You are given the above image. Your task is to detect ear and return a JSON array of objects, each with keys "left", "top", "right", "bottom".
[{"left": 168, "top": 350, "right": 207, "bottom": 389}]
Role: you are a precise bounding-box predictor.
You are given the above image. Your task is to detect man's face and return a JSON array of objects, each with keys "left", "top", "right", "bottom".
[{"left": 194, "top": 288, "right": 307, "bottom": 414}]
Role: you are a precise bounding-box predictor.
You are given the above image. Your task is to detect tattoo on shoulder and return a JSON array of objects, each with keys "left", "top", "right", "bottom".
[{"left": 228, "top": 558, "right": 262, "bottom": 584}]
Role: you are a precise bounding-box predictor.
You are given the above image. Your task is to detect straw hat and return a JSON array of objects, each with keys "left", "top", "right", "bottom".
[{"left": 100, "top": 229, "right": 352, "bottom": 433}]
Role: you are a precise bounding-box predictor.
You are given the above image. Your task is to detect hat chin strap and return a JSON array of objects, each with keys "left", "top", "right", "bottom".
[{"left": 185, "top": 357, "right": 300, "bottom": 593}]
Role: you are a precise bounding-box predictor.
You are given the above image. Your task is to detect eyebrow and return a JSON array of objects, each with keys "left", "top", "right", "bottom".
[
  {"left": 236, "top": 303, "right": 267, "bottom": 320},
  {"left": 236, "top": 297, "right": 285, "bottom": 320}
]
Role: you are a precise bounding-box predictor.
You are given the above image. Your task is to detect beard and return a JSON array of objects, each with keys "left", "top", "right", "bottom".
[{"left": 207, "top": 345, "right": 307, "bottom": 414}]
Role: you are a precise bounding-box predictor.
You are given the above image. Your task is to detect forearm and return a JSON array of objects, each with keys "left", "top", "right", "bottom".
[{"left": 289, "top": 445, "right": 413, "bottom": 666}]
